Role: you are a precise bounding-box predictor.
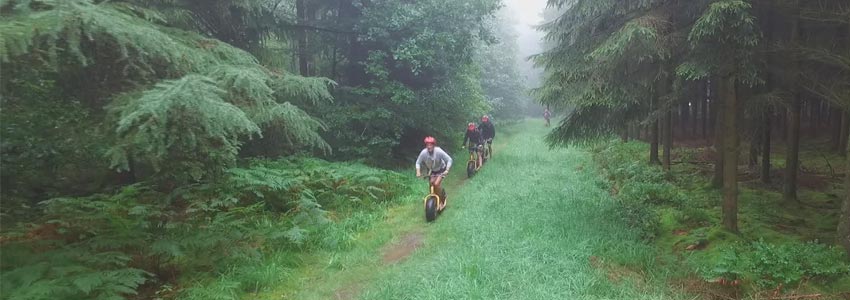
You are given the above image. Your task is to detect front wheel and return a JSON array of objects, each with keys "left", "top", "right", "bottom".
[
  {"left": 467, "top": 161, "right": 476, "bottom": 178},
  {"left": 425, "top": 196, "right": 438, "bottom": 222}
]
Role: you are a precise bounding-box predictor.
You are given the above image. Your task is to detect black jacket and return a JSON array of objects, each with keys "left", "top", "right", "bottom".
[
  {"left": 464, "top": 129, "right": 483, "bottom": 146},
  {"left": 479, "top": 121, "right": 495, "bottom": 140}
]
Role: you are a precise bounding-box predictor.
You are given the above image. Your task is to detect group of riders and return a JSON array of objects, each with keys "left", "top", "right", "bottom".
[
  {"left": 414, "top": 110, "right": 551, "bottom": 212},
  {"left": 415, "top": 115, "right": 496, "bottom": 210}
]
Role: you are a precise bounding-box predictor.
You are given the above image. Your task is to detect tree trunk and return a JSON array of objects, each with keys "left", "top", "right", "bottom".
[
  {"left": 749, "top": 138, "right": 759, "bottom": 170},
  {"left": 784, "top": 3, "right": 802, "bottom": 203},
  {"left": 296, "top": 0, "right": 310, "bottom": 76},
  {"left": 840, "top": 138, "right": 850, "bottom": 258},
  {"left": 762, "top": 110, "right": 772, "bottom": 183},
  {"left": 840, "top": 113, "right": 850, "bottom": 155},
  {"left": 702, "top": 81, "right": 709, "bottom": 139},
  {"left": 712, "top": 77, "right": 724, "bottom": 188},
  {"left": 650, "top": 91, "right": 661, "bottom": 165},
  {"left": 650, "top": 120, "right": 661, "bottom": 165},
  {"left": 838, "top": 21, "right": 850, "bottom": 260},
  {"left": 680, "top": 101, "right": 689, "bottom": 139},
  {"left": 661, "top": 76, "right": 673, "bottom": 171},
  {"left": 832, "top": 108, "right": 843, "bottom": 151},
  {"left": 722, "top": 76, "right": 739, "bottom": 232},
  {"left": 694, "top": 98, "right": 701, "bottom": 138},
  {"left": 664, "top": 109, "right": 673, "bottom": 171},
  {"left": 785, "top": 94, "right": 802, "bottom": 203},
  {"left": 813, "top": 100, "right": 823, "bottom": 130}
]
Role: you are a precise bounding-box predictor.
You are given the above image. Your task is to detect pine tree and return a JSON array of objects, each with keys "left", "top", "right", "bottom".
[{"left": 1, "top": 0, "right": 334, "bottom": 184}]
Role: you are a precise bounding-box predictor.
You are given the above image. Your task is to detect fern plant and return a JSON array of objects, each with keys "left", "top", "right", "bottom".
[{"left": 109, "top": 75, "right": 260, "bottom": 181}]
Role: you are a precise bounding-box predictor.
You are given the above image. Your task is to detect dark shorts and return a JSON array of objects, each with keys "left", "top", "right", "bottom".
[
  {"left": 430, "top": 168, "right": 446, "bottom": 178},
  {"left": 468, "top": 144, "right": 483, "bottom": 152}
]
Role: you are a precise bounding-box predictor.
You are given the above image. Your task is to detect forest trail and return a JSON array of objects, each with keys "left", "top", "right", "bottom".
[
  {"left": 356, "top": 120, "right": 671, "bottom": 300},
  {"left": 268, "top": 120, "right": 674, "bottom": 300}
]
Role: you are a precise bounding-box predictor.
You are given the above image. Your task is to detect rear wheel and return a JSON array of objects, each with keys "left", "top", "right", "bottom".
[
  {"left": 467, "top": 161, "right": 476, "bottom": 178},
  {"left": 425, "top": 196, "right": 438, "bottom": 222}
]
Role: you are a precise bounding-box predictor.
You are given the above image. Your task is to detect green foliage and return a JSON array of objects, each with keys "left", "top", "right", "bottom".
[
  {"left": 0, "top": 0, "right": 256, "bottom": 73},
  {"left": 0, "top": 78, "right": 112, "bottom": 209},
  {"left": 0, "top": 158, "right": 415, "bottom": 299},
  {"left": 707, "top": 241, "right": 850, "bottom": 288},
  {"left": 1, "top": 0, "right": 335, "bottom": 187},
  {"left": 535, "top": 0, "right": 675, "bottom": 144},
  {"left": 681, "top": 0, "right": 761, "bottom": 84},
  {"left": 109, "top": 75, "right": 260, "bottom": 181},
  {"left": 305, "top": 0, "right": 500, "bottom": 163},
  {"left": 1, "top": 185, "right": 156, "bottom": 300},
  {"left": 593, "top": 141, "right": 675, "bottom": 239}
]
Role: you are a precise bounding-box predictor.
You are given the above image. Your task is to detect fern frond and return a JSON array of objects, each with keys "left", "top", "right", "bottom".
[{"left": 110, "top": 75, "right": 260, "bottom": 179}]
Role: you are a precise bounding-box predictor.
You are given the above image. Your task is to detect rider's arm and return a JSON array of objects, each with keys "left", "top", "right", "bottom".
[
  {"left": 439, "top": 149, "right": 453, "bottom": 173},
  {"left": 462, "top": 131, "right": 470, "bottom": 146},
  {"left": 415, "top": 150, "right": 426, "bottom": 176}
]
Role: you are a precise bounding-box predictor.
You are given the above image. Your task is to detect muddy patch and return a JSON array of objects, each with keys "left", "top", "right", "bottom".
[
  {"left": 381, "top": 231, "right": 425, "bottom": 264},
  {"left": 333, "top": 283, "right": 362, "bottom": 300}
]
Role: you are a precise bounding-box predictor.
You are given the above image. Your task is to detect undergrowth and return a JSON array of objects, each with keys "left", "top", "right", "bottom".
[
  {"left": 591, "top": 140, "right": 850, "bottom": 296},
  {"left": 0, "top": 158, "right": 416, "bottom": 300}
]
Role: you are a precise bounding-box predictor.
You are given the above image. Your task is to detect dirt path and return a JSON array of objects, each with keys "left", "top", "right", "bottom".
[
  {"left": 381, "top": 231, "right": 425, "bottom": 264},
  {"left": 330, "top": 230, "right": 425, "bottom": 299}
]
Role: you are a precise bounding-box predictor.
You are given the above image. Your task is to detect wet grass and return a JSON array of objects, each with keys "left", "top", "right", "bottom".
[{"left": 359, "top": 120, "right": 680, "bottom": 299}]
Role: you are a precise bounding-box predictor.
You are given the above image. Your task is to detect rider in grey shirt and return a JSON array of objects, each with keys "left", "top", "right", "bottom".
[
  {"left": 416, "top": 136, "right": 452, "bottom": 210},
  {"left": 415, "top": 147, "right": 453, "bottom": 174}
]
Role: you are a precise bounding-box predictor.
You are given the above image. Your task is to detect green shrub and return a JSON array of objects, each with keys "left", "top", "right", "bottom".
[
  {"left": 610, "top": 198, "right": 661, "bottom": 240},
  {"left": 675, "top": 206, "right": 713, "bottom": 227},
  {"left": 619, "top": 181, "right": 684, "bottom": 206},
  {"left": 593, "top": 142, "right": 670, "bottom": 240},
  {"left": 0, "top": 158, "right": 415, "bottom": 300},
  {"left": 707, "top": 240, "right": 850, "bottom": 288}
]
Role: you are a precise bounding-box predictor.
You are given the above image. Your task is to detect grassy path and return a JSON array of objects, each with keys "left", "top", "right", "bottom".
[
  {"left": 360, "top": 120, "right": 677, "bottom": 300},
  {"left": 265, "top": 120, "right": 676, "bottom": 299}
]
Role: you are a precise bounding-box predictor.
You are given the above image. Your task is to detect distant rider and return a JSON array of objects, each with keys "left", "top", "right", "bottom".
[
  {"left": 479, "top": 115, "right": 495, "bottom": 156},
  {"left": 415, "top": 136, "right": 452, "bottom": 210},
  {"left": 543, "top": 108, "right": 552, "bottom": 127},
  {"left": 463, "top": 122, "right": 484, "bottom": 168}
]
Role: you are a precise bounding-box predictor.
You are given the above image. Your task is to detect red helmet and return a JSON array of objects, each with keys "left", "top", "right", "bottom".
[
  {"left": 424, "top": 136, "right": 437, "bottom": 145},
  {"left": 468, "top": 122, "right": 476, "bottom": 130},
  {"left": 482, "top": 115, "right": 490, "bottom": 122}
]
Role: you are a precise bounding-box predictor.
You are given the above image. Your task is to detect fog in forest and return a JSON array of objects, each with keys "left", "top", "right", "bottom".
[{"left": 503, "top": 0, "right": 547, "bottom": 88}]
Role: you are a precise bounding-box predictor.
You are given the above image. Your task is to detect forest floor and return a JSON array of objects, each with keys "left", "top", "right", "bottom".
[{"left": 255, "top": 120, "right": 679, "bottom": 300}]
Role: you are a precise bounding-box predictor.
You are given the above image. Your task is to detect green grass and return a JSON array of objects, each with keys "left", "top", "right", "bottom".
[
  {"left": 596, "top": 139, "right": 850, "bottom": 297},
  {"left": 248, "top": 131, "right": 498, "bottom": 299},
  {"left": 358, "top": 120, "right": 678, "bottom": 299},
  {"left": 246, "top": 123, "right": 849, "bottom": 300}
]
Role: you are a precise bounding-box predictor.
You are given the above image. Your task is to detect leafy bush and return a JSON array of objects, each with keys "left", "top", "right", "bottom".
[
  {"left": 0, "top": 158, "right": 415, "bottom": 300},
  {"left": 610, "top": 197, "right": 661, "bottom": 240},
  {"left": 619, "top": 181, "right": 684, "bottom": 206},
  {"left": 594, "top": 142, "right": 674, "bottom": 239},
  {"left": 707, "top": 240, "right": 850, "bottom": 288}
]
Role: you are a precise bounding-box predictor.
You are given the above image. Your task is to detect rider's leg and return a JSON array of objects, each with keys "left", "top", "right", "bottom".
[
  {"left": 433, "top": 175, "right": 446, "bottom": 206},
  {"left": 477, "top": 148, "right": 483, "bottom": 167}
]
